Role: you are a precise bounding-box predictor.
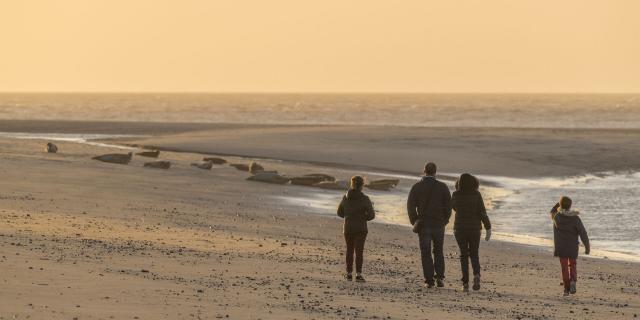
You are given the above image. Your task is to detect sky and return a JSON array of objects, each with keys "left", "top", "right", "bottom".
[{"left": 1, "top": 0, "right": 639, "bottom": 93}]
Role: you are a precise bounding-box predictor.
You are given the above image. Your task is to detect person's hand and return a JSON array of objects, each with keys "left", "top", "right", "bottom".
[{"left": 485, "top": 229, "right": 492, "bottom": 241}]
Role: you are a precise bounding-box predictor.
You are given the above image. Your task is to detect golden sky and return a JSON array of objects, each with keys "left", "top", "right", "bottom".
[{"left": 1, "top": 0, "right": 639, "bottom": 93}]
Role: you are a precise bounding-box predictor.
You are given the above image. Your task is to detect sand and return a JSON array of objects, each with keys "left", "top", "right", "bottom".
[{"left": 1, "top": 122, "right": 639, "bottom": 319}]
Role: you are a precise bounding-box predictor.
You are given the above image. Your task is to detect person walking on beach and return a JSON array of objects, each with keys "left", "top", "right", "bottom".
[
  {"left": 337, "top": 175, "right": 375, "bottom": 282},
  {"left": 407, "top": 162, "right": 452, "bottom": 288},
  {"left": 549, "top": 196, "right": 590, "bottom": 296},
  {"left": 452, "top": 173, "right": 491, "bottom": 292}
]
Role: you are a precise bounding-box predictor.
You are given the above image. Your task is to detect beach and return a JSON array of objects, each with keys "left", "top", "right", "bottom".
[{"left": 1, "top": 121, "right": 639, "bottom": 319}]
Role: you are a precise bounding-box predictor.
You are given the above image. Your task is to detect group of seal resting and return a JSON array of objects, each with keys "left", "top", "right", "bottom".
[
  {"left": 51, "top": 142, "right": 399, "bottom": 191},
  {"left": 245, "top": 163, "right": 399, "bottom": 191}
]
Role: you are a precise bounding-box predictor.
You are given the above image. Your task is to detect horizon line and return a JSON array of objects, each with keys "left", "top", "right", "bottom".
[{"left": 0, "top": 91, "right": 639, "bottom": 95}]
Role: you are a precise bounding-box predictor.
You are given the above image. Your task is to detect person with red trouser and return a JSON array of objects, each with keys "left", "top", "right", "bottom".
[{"left": 549, "top": 196, "right": 590, "bottom": 296}]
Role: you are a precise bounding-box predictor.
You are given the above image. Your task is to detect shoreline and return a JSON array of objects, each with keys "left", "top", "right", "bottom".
[{"left": 5, "top": 130, "right": 639, "bottom": 263}]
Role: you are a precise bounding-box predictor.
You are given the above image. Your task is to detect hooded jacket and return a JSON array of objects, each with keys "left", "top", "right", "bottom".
[
  {"left": 452, "top": 190, "right": 491, "bottom": 232},
  {"left": 550, "top": 207, "right": 590, "bottom": 259},
  {"left": 337, "top": 189, "right": 375, "bottom": 234}
]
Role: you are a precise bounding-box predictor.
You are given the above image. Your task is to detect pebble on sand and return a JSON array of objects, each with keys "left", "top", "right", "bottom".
[
  {"left": 45, "top": 142, "right": 58, "bottom": 153},
  {"left": 92, "top": 152, "right": 133, "bottom": 165},
  {"left": 144, "top": 161, "right": 171, "bottom": 169},
  {"left": 136, "top": 150, "right": 160, "bottom": 158}
]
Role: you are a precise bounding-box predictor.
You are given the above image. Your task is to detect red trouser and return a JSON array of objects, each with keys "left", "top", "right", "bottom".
[{"left": 559, "top": 257, "right": 577, "bottom": 290}]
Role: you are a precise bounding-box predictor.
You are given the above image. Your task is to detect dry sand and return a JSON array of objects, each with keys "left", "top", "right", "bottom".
[{"left": 1, "top": 122, "right": 639, "bottom": 319}]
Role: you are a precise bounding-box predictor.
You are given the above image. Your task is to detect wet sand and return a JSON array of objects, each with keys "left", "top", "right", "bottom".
[{"left": 1, "top": 123, "right": 639, "bottom": 319}]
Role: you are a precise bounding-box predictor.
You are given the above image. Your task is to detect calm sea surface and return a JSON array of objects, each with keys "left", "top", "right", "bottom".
[{"left": 1, "top": 93, "right": 639, "bottom": 128}]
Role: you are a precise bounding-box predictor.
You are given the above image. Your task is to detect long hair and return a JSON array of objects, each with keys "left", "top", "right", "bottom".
[{"left": 458, "top": 173, "right": 478, "bottom": 193}]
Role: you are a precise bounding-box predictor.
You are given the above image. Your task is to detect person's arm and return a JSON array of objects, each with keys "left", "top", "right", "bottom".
[
  {"left": 577, "top": 217, "right": 590, "bottom": 255},
  {"left": 550, "top": 202, "right": 560, "bottom": 221},
  {"left": 478, "top": 193, "right": 491, "bottom": 230},
  {"left": 442, "top": 184, "right": 452, "bottom": 226},
  {"left": 407, "top": 185, "right": 418, "bottom": 225},
  {"left": 364, "top": 196, "right": 375, "bottom": 221},
  {"left": 478, "top": 193, "right": 492, "bottom": 241},
  {"left": 337, "top": 197, "right": 346, "bottom": 218}
]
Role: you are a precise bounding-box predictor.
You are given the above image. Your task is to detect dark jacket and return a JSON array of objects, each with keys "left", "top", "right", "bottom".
[
  {"left": 452, "top": 190, "right": 491, "bottom": 232},
  {"left": 337, "top": 189, "right": 375, "bottom": 234},
  {"left": 550, "top": 207, "right": 590, "bottom": 259},
  {"left": 407, "top": 176, "right": 452, "bottom": 229}
]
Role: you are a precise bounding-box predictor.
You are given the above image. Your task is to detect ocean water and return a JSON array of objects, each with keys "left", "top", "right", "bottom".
[
  {"left": 280, "top": 171, "right": 640, "bottom": 262},
  {"left": 1, "top": 93, "right": 640, "bottom": 128}
]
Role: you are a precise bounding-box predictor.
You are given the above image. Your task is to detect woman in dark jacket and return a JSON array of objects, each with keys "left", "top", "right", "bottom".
[
  {"left": 452, "top": 173, "right": 491, "bottom": 292},
  {"left": 337, "top": 176, "right": 375, "bottom": 282}
]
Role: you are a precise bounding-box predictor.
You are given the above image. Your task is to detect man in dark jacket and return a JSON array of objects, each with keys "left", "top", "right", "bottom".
[{"left": 407, "top": 162, "right": 452, "bottom": 288}]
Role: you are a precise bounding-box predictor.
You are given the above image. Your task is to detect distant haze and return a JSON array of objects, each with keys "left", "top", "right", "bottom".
[{"left": 1, "top": 1, "right": 639, "bottom": 93}]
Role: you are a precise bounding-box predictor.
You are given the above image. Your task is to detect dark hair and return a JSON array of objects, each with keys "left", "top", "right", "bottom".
[
  {"left": 458, "top": 173, "right": 478, "bottom": 193},
  {"left": 424, "top": 162, "right": 437, "bottom": 176},
  {"left": 560, "top": 196, "right": 572, "bottom": 210},
  {"left": 350, "top": 175, "right": 364, "bottom": 190}
]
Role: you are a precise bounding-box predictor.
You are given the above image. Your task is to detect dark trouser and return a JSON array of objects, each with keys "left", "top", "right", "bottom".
[
  {"left": 418, "top": 227, "right": 445, "bottom": 283},
  {"left": 344, "top": 232, "right": 367, "bottom": 273},
  {"left": 559, "top": 257, "right": 577, "bottom": 290},
  {"left": 454, "top": 230, "right": 481, "bottom": 284}
]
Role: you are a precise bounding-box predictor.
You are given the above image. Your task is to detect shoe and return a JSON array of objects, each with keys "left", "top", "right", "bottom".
[
  {"left": 355, "top": 274, "right": 366, "bottom": 282},
  {"left": 563, "top": 290, "right": 570, "bottom": 297},
  {"left": 436, "top": 278, "right": 445, "bottom": 288},
  {"left": 345, "top": 273, "right": 353, "bottom": 281},
  {"left": 569, "top": 280, "right": 576, "bottom": 294},
  {"left": 424, "top": 280, "right": 435, "bottom": 288},
  {"left": 462, "top": 283, "right": 469, "bottom": 293},
  {"left": 472, "top": 275, "right": 481, "bottom": 291}
]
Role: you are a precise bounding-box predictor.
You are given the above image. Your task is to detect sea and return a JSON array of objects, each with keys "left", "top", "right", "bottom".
[{"left": 1, "top": 93, "right": 639, "bottom": 261}]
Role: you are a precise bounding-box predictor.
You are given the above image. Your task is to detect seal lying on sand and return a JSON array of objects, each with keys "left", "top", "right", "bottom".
[
  {"left": 249, "top": 162, "right": 265, "bottom": 174},
  {"left": 290, "top": 176, "right": 326, "bottom": 186},
  {"left": 136, "top": 150, "right": 160, "bottom": 158},
  {"left": 365, "top": 179, "right": 400, "bottom": 191},
  {"left": 229, "top": 163, "right": 250, "bottom": 171},
  {"left": 313, "top": 180, "right": 349, "bottom": 190},
  {"left": 303, "top": 174, "right": 335, "bottom": 182},
  {"left": 92, "top": 152, "right": 133, "bottom": 165},
  {"left": 247, "top": 172, "right": 290, "bottom": 184},
  {"left": 191, "top": 161, "right": 213, "bottom": 170},
  {"left": 144, "top": 161, "right": 171, "bottom": 169},
  {"left": 202, "top": 157, "right": 227, "bottom": 165},
  {"left": 45, "top": 142, "right": 58, "bottom": 153}
]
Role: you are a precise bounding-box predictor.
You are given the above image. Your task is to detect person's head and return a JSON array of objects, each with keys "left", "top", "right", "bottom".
[
  {"left": 458, "top": 173, "right": 478, "bottom": 192},
  {"left": 350, "top": 175, "right": 364, "bottom": 191},
  {"left": 424, "top": 162, "right": 437, "bottom": 176},
  {"left": 560, "top": 196, "right": 572, "bottom": 210}
]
